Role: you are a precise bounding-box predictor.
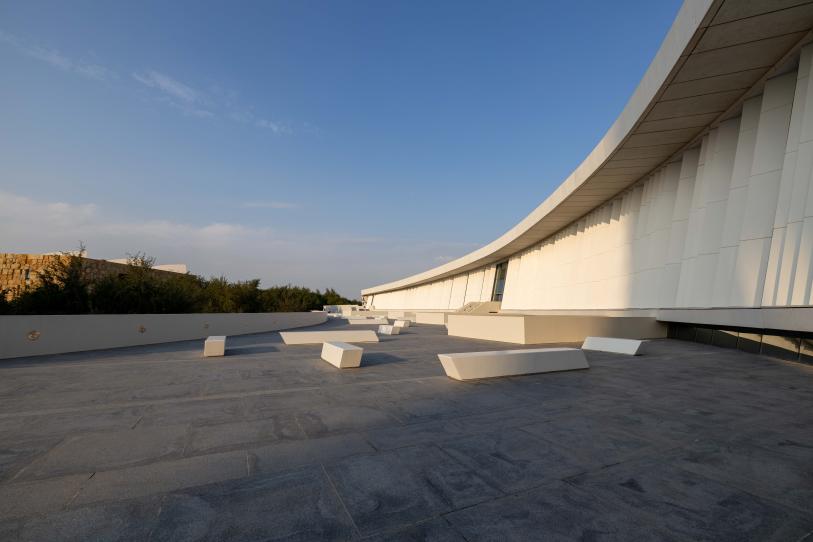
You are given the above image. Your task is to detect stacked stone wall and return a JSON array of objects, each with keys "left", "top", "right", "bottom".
[{"left": 0, "top": 254, "right": 182, "bottom": 299}]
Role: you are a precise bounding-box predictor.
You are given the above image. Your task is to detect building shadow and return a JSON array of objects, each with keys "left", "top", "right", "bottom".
[
  {"left": 227, "top": 345, "right": 279, "bottom": 356},
  {"left": 361, "top": 353, "right": 408, "bottom": 366}
]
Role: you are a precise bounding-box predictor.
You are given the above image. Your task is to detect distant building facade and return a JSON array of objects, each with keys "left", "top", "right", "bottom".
[
  {"left": 0, "top": 253, "right": 187, "bottom": 299},
  {"left": 105, "top": 259, "right": 188, "bottom": 274}
]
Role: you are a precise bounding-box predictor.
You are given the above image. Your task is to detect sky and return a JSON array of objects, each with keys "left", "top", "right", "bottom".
[{"left": 0, "top": 0, "right": 682, "bottom": 298}]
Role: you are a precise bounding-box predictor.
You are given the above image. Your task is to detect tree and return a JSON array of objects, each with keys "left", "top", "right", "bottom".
[
  {"left": 7, "top": 246, "right": 360, "bottom": 314},
  {"left": 323, "top": 288, "right": 359, "bottom": 306},
  {"left": 11, "top": 244, "right": 90, "bottom": 314},
  {"left": 0, "top": 290, "right": 11, "bottom": 314}
]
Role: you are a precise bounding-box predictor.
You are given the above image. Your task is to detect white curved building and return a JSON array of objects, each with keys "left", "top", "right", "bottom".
[{"left": 362, "top": 0, "right": 813, "bottom": 354}]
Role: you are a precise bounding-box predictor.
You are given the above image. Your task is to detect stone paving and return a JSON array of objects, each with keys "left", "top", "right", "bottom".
[{"left": 0, "top": 319, "right": 811, "bottom": 541}]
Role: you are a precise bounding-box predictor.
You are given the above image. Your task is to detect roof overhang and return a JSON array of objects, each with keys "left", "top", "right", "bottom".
[{"left": 363, "top": 0, "right": 813, "bottom": 297}]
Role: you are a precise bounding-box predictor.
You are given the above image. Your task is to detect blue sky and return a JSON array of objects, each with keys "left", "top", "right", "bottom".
[{"left": 0, "top": 0, "right": 682, "bottom": 297}]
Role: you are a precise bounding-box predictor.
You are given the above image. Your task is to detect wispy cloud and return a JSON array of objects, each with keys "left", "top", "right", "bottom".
[
  {"left": 131, "top": 70, "right": 296, "bottom": 128},
  {"left": 1, "top": 30, "right": 299, "bottom": 133},
  {"left": 0, "top": 190, "right": 476, "bottom": 297},
  {"left": 0, "top": 191, "right": 256, "bottom": 248},
  {"left": 241, "top": 200, "right": 299, "bottom": 209},
  {"left": 0, "top": 31, "right": 116, "bottom": 81},
  {"left": 132, "top": 70, "right": 215, "bottom": 118},
  {"left": 255, "top": 118, "right": 291, "bottom": 133},
  {"left": 229, "top": 110, "right": 291, "bottom": 134},
  {"left": 132, "top": 70, "right": 199, "bottom": 103}
]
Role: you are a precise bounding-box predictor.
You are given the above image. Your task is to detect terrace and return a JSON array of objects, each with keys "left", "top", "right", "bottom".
[{"left": 0, "top": 319, "right": 811, "bottom": 540}]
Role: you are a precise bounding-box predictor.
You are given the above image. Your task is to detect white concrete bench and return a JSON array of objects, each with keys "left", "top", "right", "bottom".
[
  {"left": 279, "top": 330, "right": 379, "bottom": 345},
  {"left": 437, "top": 347, "right": 589, "bottom": 380},
  {"left": 203, "top": 336, "right": 226, "bottom": 357},
  {"left": 347, "top": 316, "right": 389, "bottom": 325},
  {"left": 321, "top": 341, "right": 363, "bottom": 368},
  {"left": 378, "top": 324, "right": 401, "bottom": 335},
  {"left": 394, "top": 320, "right": 410, "bottom": 328},
  {"left": 581, "top": 337, "right": 645, "bottom": 355}
]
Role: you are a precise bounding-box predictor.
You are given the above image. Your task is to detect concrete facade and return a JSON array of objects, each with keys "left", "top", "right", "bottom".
[{"left": 362, "top": 1, "right": 813, "bottom": 334}]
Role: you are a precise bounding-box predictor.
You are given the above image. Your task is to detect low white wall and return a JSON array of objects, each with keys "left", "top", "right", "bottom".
[
  {"left": 446, "top": 314, "right": 666, "bottom": 345},
  {"left": 0, "top": 312, "right": 327, "bottom": 360},
  {"left": 415, "top": 312, "right": 450, "bottom": 325}
]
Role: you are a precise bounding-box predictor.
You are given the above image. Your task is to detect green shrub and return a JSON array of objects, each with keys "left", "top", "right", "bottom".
[
  {"left": 0, "top": 290, "right": 12, "bottom": 314},
  {"left": 260, "top": 285, "right": 324, "bottom": 312},
  {"left": 11, "top": 248, "right": 90, "bottom": 315},
  {"left": 7, "top": 247, "right": 359, "bottom": 315}
]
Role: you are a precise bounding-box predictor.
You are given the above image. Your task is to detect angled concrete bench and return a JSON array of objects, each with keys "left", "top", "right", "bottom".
[
  {"left": 378, "top": 324, "right": 401, "bottom": 335},
  {"left": 347, "top": 316, "right": 389, "bottom": 325},
  {"left": 437, "top": 347, "right": 589, "bottom": 381},
  {"left": 393, "top": 320, "right": 410, "bottom": 328},
  {"left": 582, "top": 337, "right": 645, "bottom": 355},
  {"left": 321, "top": 341, "right": 363, "bottom": 368},
  {"left": 279, "top": 330, "right": 379, "bottom": 345},
  {"left": 203, "top": 336, "right": 226, "bottom": 357}
]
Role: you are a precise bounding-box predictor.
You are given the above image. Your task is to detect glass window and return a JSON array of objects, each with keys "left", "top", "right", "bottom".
[{"left": 492, "top": 261, "right": 508, "bottom": 302}]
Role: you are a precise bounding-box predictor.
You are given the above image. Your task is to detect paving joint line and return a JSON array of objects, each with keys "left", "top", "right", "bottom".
[
  {"left": 0, "top": 375, "right": 446, "bottom": 420},
  {"left": 319, "top": 462, "right": 361, "bottom": 538}
]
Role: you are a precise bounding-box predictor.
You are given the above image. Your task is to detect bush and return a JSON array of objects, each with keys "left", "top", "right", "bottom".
[
  {"left": 11, "top": 249, "right": 90, "bottom": 314},
  {"left": 6, "top": 248, "right": 359, "bottom": 315},
  {"left": 91, "top": 271, "right": 206, "bottom": 314},
  {"left": 260, "top": 285, "right": 324, "bottom": 312},
  {"left": 0, "top": 290, "right": 12, "bottom": 314}
]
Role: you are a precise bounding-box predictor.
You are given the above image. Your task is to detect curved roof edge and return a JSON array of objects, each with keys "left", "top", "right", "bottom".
[{"left": 364, "top": 0, "right": 810, "bottom": 296}]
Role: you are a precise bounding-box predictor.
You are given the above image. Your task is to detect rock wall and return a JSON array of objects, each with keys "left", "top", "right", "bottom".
[{"left": 0, "top": 254, "right": 182, "bottom": 298}]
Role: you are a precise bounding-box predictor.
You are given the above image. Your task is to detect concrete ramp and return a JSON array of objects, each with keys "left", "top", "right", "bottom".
[
  {"left": 457, "top": 301, "right": 501, "bottom": 314},
  {"left": 280, "top": 330, "right": 379, "bottom": 345}
]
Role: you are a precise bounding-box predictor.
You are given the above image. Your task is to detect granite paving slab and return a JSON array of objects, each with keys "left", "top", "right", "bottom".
[
  {"left": 150, "top": 466, "right": 356, "bottom": 541},
  {"left": 0, "top": 321, "right": 810, "bottom": 540},
  {"left": 445, "top": 480, "right": 677, "bottom": 541},
  {"left": 567, "top": 458, "right": 813, "bottom": 541},
  {"left": 325, "top": 444, "right": 501, "bottom": 535}
]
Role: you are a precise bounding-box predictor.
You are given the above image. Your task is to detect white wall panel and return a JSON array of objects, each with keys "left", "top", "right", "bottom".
[
  {"left": 766, "top": 47, "right": 813, "bottom": 306},
  {"left": 463, "top": 270, "right": 485, "bottom": 305},
  {"left": 448, "top": 275, "right": 468, "bottom": 310},
  {"left": 731, "top": 72, "right": 796, "bottom": 306},
  {"left": 500, "top": 255, "right": 523, "bottom": 308},
  {"left": 370, "top": 55, "right": 813, "bottom": 313},
  {"left": 480, "top": 265, "right": 497, "bottom": 301}
]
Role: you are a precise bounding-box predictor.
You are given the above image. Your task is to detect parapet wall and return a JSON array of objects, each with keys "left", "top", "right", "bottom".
[{"left": 0, "top": 312, "right": 327, "bottom": 359}]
